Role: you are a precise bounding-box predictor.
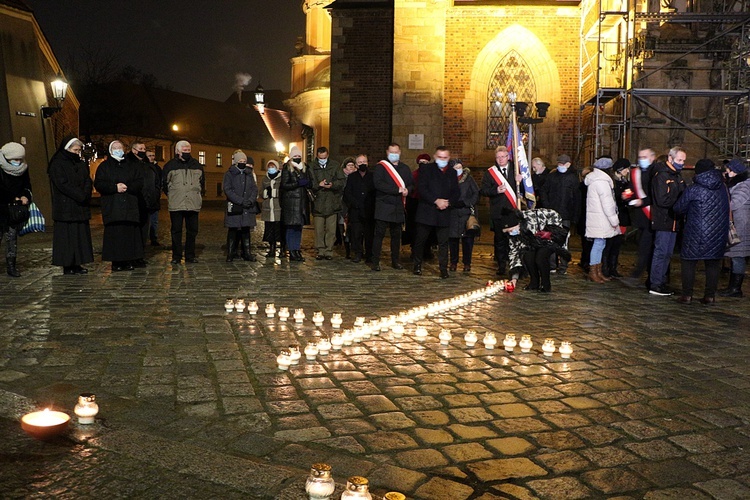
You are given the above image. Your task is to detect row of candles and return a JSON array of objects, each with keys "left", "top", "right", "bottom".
[
  {"left": 20, "top": 393, "right": 100, "bottom": 440},
  {"left": 306, "top": 463, "right": 405, "bottom": 500}
]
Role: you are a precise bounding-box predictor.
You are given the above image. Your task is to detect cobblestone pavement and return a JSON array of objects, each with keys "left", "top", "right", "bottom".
[{"left": 1, "top": 202, "right": 749, "bottom": 499}]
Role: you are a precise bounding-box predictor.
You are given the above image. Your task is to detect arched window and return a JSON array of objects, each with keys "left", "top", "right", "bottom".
[{"left": 486, "top": 51, "right": 537, "bottom": 149}]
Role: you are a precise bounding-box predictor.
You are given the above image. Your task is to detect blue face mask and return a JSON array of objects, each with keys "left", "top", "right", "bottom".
[
  {"left": 557, "top": 166, "right": 568, "bottom": 173},
  {"left": 9, "top": 160, "right": 22, "bottom": 167},
  {"left": 455, "top": 168, "right": 463, "bottom": 177},
  {"left": 436, "top": 159, "right": 448, "bottom": 168},
  {"left": 387, "top": 153, "right": 400, "bottom": 163},
  {"left": 111, "top": 149, "right": 124, "bottom": 159},
  {"left": 267, "top": 168, "right": 278, "bottom": 175},
  {"left": 318, "top": 158, "right": 327, "bottom": 166},
  {"left": 638, "top": 159, "right": 650, "bottom": 169},
  {"left": 509, "top": 228, "right": 520, "bottom": 236}
]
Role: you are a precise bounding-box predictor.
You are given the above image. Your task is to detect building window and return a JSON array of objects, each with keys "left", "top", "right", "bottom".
[
  {"left": 155, "top": 145, "right": 164, "bottom": 161},
  {"left": 216, "top": 153, "right": 222, "bottom": 167},
  {"left": 486, "top": 50, "right": 536, "bottom": 149},
  {"left": 199, "top": 151, "right": 206, "bottom": 165}
]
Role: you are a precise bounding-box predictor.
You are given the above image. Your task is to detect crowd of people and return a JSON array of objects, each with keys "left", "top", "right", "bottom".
[{"left": 0, "top": 137, "right": 748, "bottom": 303}]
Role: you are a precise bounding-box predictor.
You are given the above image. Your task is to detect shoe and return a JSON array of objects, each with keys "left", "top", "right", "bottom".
[
  {"left": 440, "top": 269, "right": 449, "bottom": 279},
  {"left": 372, "top": 264, "right": 381, "bottom": 271},
  {"left": 556, "top": 269, "right": 567, "bottom": 275},
  {"left": 449, "top": 264, "right": 457, "bottom": 272},
  {"left": 524, "top": 284, "right": 539, "bottom": 291},
  {"left": 112, "top": 264, "right": 127, "bottom": 272},
  {"left": 699, "top": 296, "right": 716, "bottom": 305},
  {"left": 74, "top": 266, "right": 89, "bottom": 274},
  {"left": 170, "top": 258, "right": 181, "bottom": 264},
  {"left": 315, "top": 255, "right": 325, "bottom": 261},
  {"left": 463, "top": 265, "right": 471, "bottom": 273},
  {"left": 63, "top": 266, "right": 76, "bottom": 275},
  {"left": 133, "top": 259, "right": 148, "bottom": 268},
  {"left": 677, "top": 295, "right": 692, "bottom": 304},
  {"left": 6, "top": 258, "right": 20, "bottom": 278},
  {"left": 295, "top": 251, "right": 306, "bottom": 262},
  {"left": 413, "top": 266, "right": 422, "bottom": 276},
  {"left": 538, "top": 287, "right": 550, "bottom": 293},
  {"left": 352, "top": 256, "right": 361, "bottom": 263},
  {"left": 588, "top": 264, "right": 606, "bottom": 284},
  {"left": 325, "top": 256, "right": 333, "bottom": 260},
  {"left": 150, "top": 240, "right": 161, "bottom": 247},
  {"left": 649, "top": 285, "right": 674, "bottom": 296},
  {"left": 719, "top": 273, "right": 744, "bottom": 298},
  {"left": 185, "top": 257, "right": 199, "bottom": 263},
  {"left": 392, "top": 263, "right": 404, "bottom": 270}
]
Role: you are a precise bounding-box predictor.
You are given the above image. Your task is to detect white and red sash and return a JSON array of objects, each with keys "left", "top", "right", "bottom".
[
  {"left": 378, "top": 160, "right": 407, "bottom": 207},
  {"left": 630, "top": 167, "right": 651, "bottom": 220},
  {"left": 488, "top": 166, "right": 517, "bottom": 209}
]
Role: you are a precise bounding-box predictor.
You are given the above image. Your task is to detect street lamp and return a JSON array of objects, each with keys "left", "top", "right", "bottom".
[
  {"left": 254, "top": 83, "right": 265, "bottom": 114},
  {"left": 518, "top": 101, "right": 551, "bottom": 158},
  {"left": 275, "top": 141, "right": 285, "bottom": 159},
  {"left": 41, "top": 74, "right": 68, "bottom": 118}
]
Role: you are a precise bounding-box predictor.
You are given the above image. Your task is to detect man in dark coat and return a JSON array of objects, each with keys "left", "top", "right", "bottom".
[
  {"left": 648, "top": 146, "right": 686, "bottom": 296},
  {"left": 146, "top": 149, "right": 163, "bottom": 246},
  {"left": 343, "top": 154, "right": 375, "bottom": 264},
  {"left": 412, "top": 146, "right": 460, "bottom": 278},
  {"left": 127, "top": 141, "right": 160, "bottom": 266},
  {"left": 481, "top": 145, "right": 521, "bottom": 276},
  {"left": 538, "top": 154, "right": 580, "bottom": 274},
  {"left": 371, "top": 143, "right": 414, "bottom": 271}
]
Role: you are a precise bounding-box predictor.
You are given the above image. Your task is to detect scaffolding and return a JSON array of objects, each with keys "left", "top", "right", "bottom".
[{"left": 578, "top": 0, "right": 750, "bottom": 164}]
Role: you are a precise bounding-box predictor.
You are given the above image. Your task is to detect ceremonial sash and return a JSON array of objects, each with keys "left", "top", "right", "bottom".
[
  {"left": 488, "top": 166, "right": 517, "bottom": 209},
  {"left": 630, "top": 167, "right": 651, "bottom": 220},
  {"left": 378, "top": 160, "right": 407, "bottom": 208}
]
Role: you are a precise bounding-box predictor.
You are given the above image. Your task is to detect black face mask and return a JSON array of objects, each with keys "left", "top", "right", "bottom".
[
  {"left": 358, "top": 164, "right": 368, "bottom": 172},
  {"left": 237, "top": 163, "right": 246, "bottom": 169},
  {"left": 137, "top": 151, "right": 147, "bottom": 160},
  {"left": 181, "top": 152, "right": 192, "bottom": 161},
  {"left": 292, "top": 157, "right": 302, "bottom": 164}
]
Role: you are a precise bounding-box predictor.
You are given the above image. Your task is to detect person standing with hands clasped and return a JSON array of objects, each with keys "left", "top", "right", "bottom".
[
  {"left": 261, "top": 160, "right": 283, "bottom": 259},
  {"left": 584, "top": 157, "right": 620, "bottom": 284},
  {"left": 223, "top": 151, "right": 258, "bottom": 262},
  {"left": 281, "top": 145, "right": 311, "bottom": 262}
]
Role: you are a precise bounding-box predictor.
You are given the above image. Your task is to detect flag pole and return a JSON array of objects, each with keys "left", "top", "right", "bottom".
[{"left": 508, "top": 92, "right": 523, "bottom": 207}]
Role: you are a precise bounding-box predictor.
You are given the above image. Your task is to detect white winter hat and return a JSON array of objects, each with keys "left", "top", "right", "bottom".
[{"left": 0, "top": 142, "right": 25, "bottom": 160}]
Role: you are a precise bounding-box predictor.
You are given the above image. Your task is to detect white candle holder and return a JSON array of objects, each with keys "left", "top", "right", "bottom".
[
  {"left": 278, "top": 307, "right": 290, "bottom": 322},
  {"left": 317, "top": 337, "right": 331, "bottom": 356},
  {"left": 438, "top": 329, "right": 452, "bottom": 346},
  {"left": 74, "top": 393, "right": 99, "bottom": 424},
  {"left": 330, "top": 313, "right": 343, "bottom": 329},
  {"left": 265, "top": 303, "right": 276, "bottom": 318},
  {"left": 542, "top": 338, "right": 556, "bottom": 357},
  {"left": 483, "top": 332, "right": 497, "bottom": 349},
  {"left": 289, "top": 345, "right": 302, "bottom": 365},
  {"left": 464, "top": 330, "right": 478, "bottom": 348},
  {"left": 304, "top": 342, "right": 319, "bottom": 361},
  {"left": 519, "top": 334, "right": 533, "bottom": 353},
  {"left": 414, "top": 326, "right": 429, "bottom": 341},
  {"left": 503, "top": 333, "right": 516, "bottom": 352},
  {"left": 354, "top": 316, "right": 365, "bottom": 328},
  {"left": 341, "top": 476, "right": 372, "bottom": 500},
  {"left": 330, "top": 333, "right": 343, "bottom": 351},
  {"left": 247, "top": 301, "right": 259, "bottom": 315},
  {"left": 559, "top": 341, "right": 573, "bottom": 359},
  {"left": 342, "top": 329, "right": 354, "bottom": 346},
  {"left": 391, "top": 323, "right": 404, "bottom": 339},
  {"left": 224, "top": 299, "right": 235, "bottom": 313},
  {"left": 234, "top": 299, "right": 246, "bottom": 313},
  {"left": 294, "top": 308, "right": 305, "bottom": 324},
  {"left": 312, "top": 311, "right": 324, "bottom": 327},
  {"left": 305, "top": 463, "right": 336, "bottom": 500},
  {"left": 277, "top": 349, "right": 292, "bottom": 371}
]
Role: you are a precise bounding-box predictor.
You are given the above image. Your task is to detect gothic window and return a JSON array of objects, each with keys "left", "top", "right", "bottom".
[{"left": 486, "top": 51, "right": 537, "bottom": 149}]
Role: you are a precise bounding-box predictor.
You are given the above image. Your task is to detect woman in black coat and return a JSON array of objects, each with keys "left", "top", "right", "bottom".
[
  {"left": 448, "top": 163, "right": 480, "bottom": 273},
  {"left": 223, "top": 151, "right": 258, "bottom": 262},
  {"left": 48, "top": 136, "right": 94, "bottom": 275},
  {"left": 94, "top": 140, "right": 144, "bottom": 272},
  {"left": 0, "top": 142, "right": 33, "bottom": 277},
  {"left": 280, "top": 151, "right": 311, "bottom": 262}
]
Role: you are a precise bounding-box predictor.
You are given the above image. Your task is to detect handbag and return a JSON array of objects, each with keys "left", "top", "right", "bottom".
[
  {"left": 226, "top": 201, "right": 244, "bottom": 215},
  {"left": 306, "top": 189, "right": 316, "bottom": 203},
  {"left": 7, "top": 201, "right": 30, "bottom": 227},
  {"left": 729, "top": 220, "right": 741, "bottom": 246},
  {"left": 19, "top": 202, "right": 45, "bottom": 235},
  {"left": 466, "top": 207, "right": 480, "bottom": 235}
]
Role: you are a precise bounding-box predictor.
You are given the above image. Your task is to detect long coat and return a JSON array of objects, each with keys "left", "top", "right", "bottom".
[
  {"left": 126, "top": 152, "right": 161, "bottom": 213},
  {"left": 584, "top": 168, "right": 620, "bottom": 239},
  {"left": 415, "top": 162, "right": 460, "bottom": 227},
  {"left": 343, "top": 169, "right": 375, "bottom": 223},
  {"left": 94, "top": 157, "right": 144, "bottom": 225},
  {"left": 539, "top": 168, "right": 581, "bottom": 222},
  {"left": 223, "top": 165, "right": 258, "bottom": 229},
  {"left": 725, "top": 175, "right": 750, "bottom": 258},
  {"left": 673, "top": 168, "right": 730, "bottom": 260},
  {"left": 48, "top": 149, "right": 92, "bottom": 222},
  {"left": 650, "top": 161, "right": 685, "bottom": 232},
  {"left": 0, "top": 169, "right": 32, "bottom": 230},
  {"left": 280, "top": 163, "right": 311, "bottom": 226},
  {"left": 260, "top": 173, "right": 282, "bottom": 223},
  {"left": 449, "top": 169, "right": 480, "bottom": 239},
  {"left": 373, "top": 161, "right": 414, "bottom": 223}
]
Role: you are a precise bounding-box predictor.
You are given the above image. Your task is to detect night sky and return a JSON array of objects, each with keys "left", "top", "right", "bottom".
[{"left": 25, "top": 0, "right": 306, "bottom": 101}]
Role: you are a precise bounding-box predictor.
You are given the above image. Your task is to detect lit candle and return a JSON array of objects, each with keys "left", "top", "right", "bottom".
[
  {"left": 20, "top": 408, "right": 71, "bottom": 440},
  {"left": 312, "top": 311, "right": 324, "bottom": 327},
  {"left": 224, "top": 299, "right": 235, "bottom": 313},
  {"left": 305, "top": 463, "right": 336, "bottom": 500},
  {"left": 342, "top": 329, "right": 354, "bottom": 346},
  {"left": 503, "top": 333, "right": 516, "bottom": 352},
  {"left": 438, "top": 329, "right": 452, "bottom": 346},
  {"left": 505, "top": 281, "right": 515, "bottom": 293},
  {"left": 464, "top": 330, "right": 478, "bottom": 347},
  {"left": 380, "top": 317, "right": 390, "bottom": 333},
  {"left": 542, "top": 338, "right": 556, "bottom": 356},
  {"left": 354, "top": 316, "right": 365, "bottom": 328},
  {"left": 391, "top": 323, "right": 404, "bottom": 338},
  {"left": 330, "top": 333, "right": 344, "bottom": 351},
  {"left": 294, "top": 308, "right": 305, "bottom": 324},
  {"left": 330, "top": 313, "right": 343, "bottom": 329},
  {"left": 265, "top": 303, "right": 276, "bottom": 318},
  {"left": 74, "top": 393, "right": 99, "bottom": 424},
  {"left": 352, "top": 326, "right": 364, "bottom": 343},
  {"left": 278, "top": 307, "right": 290, "bottom": 322},
  {"left": 341, "top": 476, "right": 372, "bottom": 500},
  {"left": 288, "top": 345, "right": 302, "bottom": 365},
  {"left": 384, "top": 493, "right": 406, "bottom": 500},
  {"left": 483, "top": 332, "right": 497, "bottom": 349},
  {"left": 318, "top": 337, "right": 331, "bottom": 356},
  {"left": 247, "top": 301, "right": 259, "bottom": 315},
  {"left": 519, "top": 334, "right": 533, "bottom": 353},
  {"left": 304, "top": 342, "right": 319, "bottom": 361},
  {"left": 234, "top": 299, "right": 246, "bottom": 313},
  {"left": 277, "top": 349, "right": 292, "bottom": 370},
  {"left": 559, "top": 341, "right": 573, "bottom": 359},
  {"left": 414, "top": 326, "right": 428, "bottom": 341}
]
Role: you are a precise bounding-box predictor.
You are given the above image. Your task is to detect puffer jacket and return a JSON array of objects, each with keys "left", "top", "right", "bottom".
[
  {"left": 449, "top": 169, "right": 480, "bottom": 238},
  {"left": 280, "top": 163, "right": 311, "bottom": 226},
  {"left": 261, "top": 173, "right": 282, "bottom": 223},
  {"left": 725, "top": 174, "right": 750, "bottom": 258},
  {"left": 584, "top": 168, "right": 620, "bottom": 239},
  {"left": 673, "top": 168, "right": 729, "bottom": 260},
  {"left": 223, "top": 165, "right": 258, "bottom": 229},
  {"left": 650, "top": 161, "right": 685, "bottom": 232},
  {"left": 162, "top": 156, "right": 205, "bottom": 212}
]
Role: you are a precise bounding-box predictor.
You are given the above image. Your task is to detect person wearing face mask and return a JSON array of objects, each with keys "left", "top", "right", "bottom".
[
  {"left": 48, "top": 137, "right": 94, "bottom": 275},
  {"left": 412, "top": 146, "right": 460, "bottom": 278},
  {"left": 126, "top": 141, "right": 160, "bottom": 266},
  {"left": 371, "top": 143, "right": 414, "bottom": 271},
  {"left": 0, "top": 142, "right": 32, "bottom": 277},
  {"left": 537, "top": 153, "right": 580, "bottom": 275},
  {"left": 343, "top": 154, "right": 376, "bottom": 264},
  {"left": 280, "top": 145, "right": 311, "bottom": 261},
  {"left": 600, "top": 158, "right": 632, "bottom": 279},
  {"left": 584, "top": 157, "right": 620, "bottom": 284},
  {"left": 94, "top": 140, "right": 145, "bottom": 272},
  {"left": 223, "top": 151, "right": 258, "bottom": 262},
  {"left": 308, "top": 146, "right": 345, "bottom": 260},
  {"left": 648, "top": 146, "right": 687, "bottom": 296},
  {"left": 162, "top": 140, "right": 205, "bottom": 264},
  {"left": 530, "top": 157, "right": 549, "bottom": 207},
  {"left": 144, "top": 150, "right": 163, "bottom": 246},
  {"left": 719, "top": 159, "right": 750, "bottom": 298},
  {"left": 622, "top": 147, "right": 656, "bottom": 287},
  {"left": 448, "top": 160, "right": 480, "bottom": 273},
  {"left": 261, "top": 160, "right": 283, "bottom": 259}
]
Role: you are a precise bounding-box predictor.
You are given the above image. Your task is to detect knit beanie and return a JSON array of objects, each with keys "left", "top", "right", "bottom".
[
  {"left": 694, "top": 158, "right": 715, "bottom": 176},
  {"left": 290, "top": 145, "right": 302, "bottom": 158},
  {"left": 593, "top": 157, "right": 613, "bottom": 170},
  {"left": 232, "top": 151, "right": 247, "bottom": 164},
  {"left": 728, "top": 158, "right": 747, "bottom": 174},
  {"left": 0, "top": 142, "right": 25, "bottom": 160},
  {"left": 417, "top": 153, "right": 431, "bottom": 163},
  {"left": 613, "top": 158, "right": 631, "bottom": 172}
]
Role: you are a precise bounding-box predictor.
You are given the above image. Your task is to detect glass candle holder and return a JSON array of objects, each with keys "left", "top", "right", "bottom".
[
  {"left": 294, "top": 308, "right": 305, "bottom": 324},
  {"left": 312, "top": 311, "right": 324, "bottom": 327},
  {"left": 464, "top": 330, "right": 478, "bottom": 347},
  {"left": 542, "top": 338, "right": 556, "bottom": 356},
  {"left": 277, "top": 349, "right": 292, "bottom": 371},
  {"left": 224, "top": 299, "right": 235, "bottom": 313},
  {"left": 247, "top": 301, "right": 259, "bottom": 315},
  {"left": 414, "top": 326, "right": 428, "bottom": 341},
  {"left": 330, "top": 313, "right": 343, "bottom": 329},
  {"left": 519, "top": 334, "right": 533, "bottom": 353},
  {"left": 503, "top": 333, "right": 516, "bottom": 352},
  {"left": 342, "top": 329, "right": 354, "bottom": 345},
  {"left": 559, "top": 341, "right": 573, "bottom": 359},
  {"left": 74, "top": 393, "right": 99, "bottom": 424},
  {"left": 265, "top": 303, "right": 276, "bottom": 318},
  {"left": 391, "top": 323, "right": 404, "bottom": 338},
  {"left": 288, "top": 345, "right": 301, "bottom": 365},
  {"left": 278, "top": 307, "right": 290, "bottom": 322},
  {"left": 340, "top": 476, "right": 372, "bottom": 500},
  {"left": 330, "top": 333, "right": 344, "bottom": 350},
  {"left": 354, "top": 316, "right": 365, "bottom": 328},
  {"left": 305, "top": 463, "right": 335, "bottom": 500},
  {"left": 438, "top": 329, "right": 452, "bottom": 346},
  {"left": 483, "top": 332, "right": 497, "bottom": 349},
  {"left": 304, "top": 342, "right": 319, "bottom": 361},
  {"left": 234, "top": 299, "right": 246, "bottom": 313},
  {"left": 318, "top": 337, "right": 331, "bottom": 356}
]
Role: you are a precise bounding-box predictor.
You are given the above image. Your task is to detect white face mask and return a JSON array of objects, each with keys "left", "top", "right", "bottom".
[
  {"left": 557, "top": 166, "right": 568, "bottom": 173},
  {"left": 112, "top": 149, "right": 124, "bottom": 159},
  {"left": 9, "top": 160, "right": 22, "bottom": 167},
  {"left": 455, "top": 168, "right": 463, "bottom": 177},
  {"left": 387, "top": 152, "right": 400, "bottom": 163},
  {"left": 318, "top": 158, "right": 327, "bottom": 166}
]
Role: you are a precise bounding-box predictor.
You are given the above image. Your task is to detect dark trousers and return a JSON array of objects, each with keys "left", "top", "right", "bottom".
[
  {"left": 492, "top": 220, "right": 510, "bottom": 269},
  {"left": 372, "top": 219, "right": 402, "bottom": 266},
  {"left": 413, "top": 223, "right": 449, "bottom": 271},
  {"left": 349, "top": 218, "right": 374, "bottom": 260},
  {"left": 449, "top": 237, "right": 475, "bottom": 266},
  {"left": 681, "top": 258, "right": 721, "bottom": 298},
  {"left": 170, "top": 210, "right": 199, "bottom": 260},
  {"left": 602, "top": 233, "right": 623, "bottom": 275},
  {"left": 632, "top": 226, "right": 654, "bottom": 279},
  {"left": 650, "top": 230, "right": 677, "bottom": 288},
  {"left": 522, "top": 246, "right": 555, "bottom": 290}
]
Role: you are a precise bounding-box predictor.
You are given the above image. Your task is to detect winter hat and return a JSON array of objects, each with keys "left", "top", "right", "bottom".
[
  {"left": 694, "top": 158, "right": 715, "bottom": 175},
  {"left": 499, "top": 208, "right": 522, "bottom": 229},
  {"left": 290, "top": 145, "right": 302, "bottom": 158},
  {"left": 232, "top": 151, "right": 247, "bottom": 164},
  {"left": 593, "top": 157, "right": 613, "bottom": 170},
  {"left": 613, "top": 158, "right": 631, "bottom": 172},
  {"left": 266, "top": 160, "right": 280, "bottom": 170},
  {"left": 1, "top": 142, "right": 25, "bottom": 160},
  {"left": 556, "top": 154, "right": 571, "bottom": 164},
  {"left": 728, "top": 158, "right": 747, "bottom": 174},
  {"left": 417, "top": 153, "right": 431, "bottom": 163},
  {"left": 174, "top": 140, "right": 190, "bottom": 154}
]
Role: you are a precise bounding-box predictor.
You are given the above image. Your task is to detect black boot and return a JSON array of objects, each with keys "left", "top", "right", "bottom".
[
  {"left": 6, "top": 257, "right": 20, "bottom": 278},
  {"left": 294, "top": 250, "right": 305, "bottom": 262},
  {"left": 241, "top": 232, "right": 256, "bottom": 261},
  {"left": 226, "top": 230, "right": 238, "bottom": 262},
  {"left": 265, "top": 243, "right": 276, "bottom": 258},
  {"left": 719, "top": 273, "right": 744, "bottom": 298}
]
